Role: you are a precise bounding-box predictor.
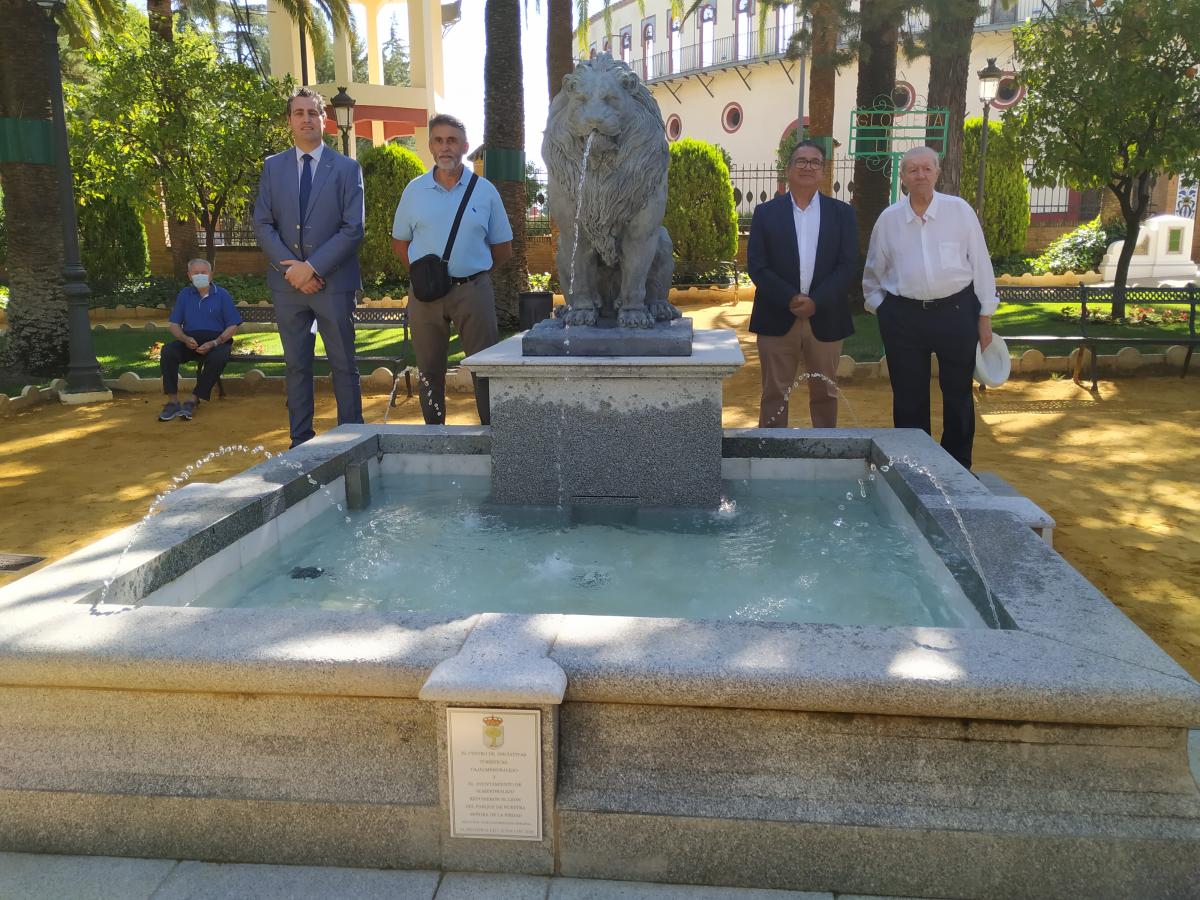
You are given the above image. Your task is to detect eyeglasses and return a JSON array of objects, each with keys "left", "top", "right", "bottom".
[{"left": 788, "top": 158, "right": 824, "bottom": 169}]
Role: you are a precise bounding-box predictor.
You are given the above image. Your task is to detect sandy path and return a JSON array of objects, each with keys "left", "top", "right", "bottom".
[{"left": 3, "top": 298, "right": 1198, "bottom": 678}]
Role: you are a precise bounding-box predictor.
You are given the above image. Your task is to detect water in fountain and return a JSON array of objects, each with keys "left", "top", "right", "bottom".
[
  {"left": 567, "top": 131, "right": 597, "bottom": 305},
  {"left": 760, "top": 372, "right": 859, "bottom": 428},
  {"left": 93, "top": 444, "right": 351, "bottom": 612},
  {"left": 878, "top": 453, "right": 1004, "bottom": 627}
]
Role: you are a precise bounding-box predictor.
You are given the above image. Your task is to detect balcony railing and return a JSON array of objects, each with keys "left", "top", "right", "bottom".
[{"left": 629, "top": 26, "right": 789, "bottom": 83}]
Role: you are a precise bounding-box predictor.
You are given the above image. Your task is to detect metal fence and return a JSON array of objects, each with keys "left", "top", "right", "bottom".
[
  {"left": 196, "top": 214, "right": 258, "bottom": 248},
  {"left": 729, "top": 159, "right": 858, "bottom": 225},
  {"left": 630, "top": 26, "right": 789, "bottom": 83}
]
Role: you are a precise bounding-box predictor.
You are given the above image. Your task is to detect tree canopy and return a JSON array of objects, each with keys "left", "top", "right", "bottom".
[
  {"left": 1011, "top": 0, "right": 1200, "bottom": 309},
  {"left": 67, "top": 23, "right": 291, "bottom": 261}
]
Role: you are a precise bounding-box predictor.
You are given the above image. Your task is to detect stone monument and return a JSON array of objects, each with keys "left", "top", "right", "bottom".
[
  {"left": 470, "top": 55, "right": 744, "bottom": 506},
  {"left": 525, "top": 53, "right": 688, "bottom": 357}
]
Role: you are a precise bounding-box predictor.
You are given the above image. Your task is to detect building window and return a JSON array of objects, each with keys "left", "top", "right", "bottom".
[
  {"left": 602, "top": 37, "right": 611, "bottom": 55},
  {"left": 670, "top": 16, "right": 682, "bottom": 74},
  {"left": 776, "top": 2, "right": 795, "bottom": 55},
  {"left": 735, "top": 0, "right": 754, "bottom": 60},
  {"left": 990, "top": 73, "right": 1024, "bottom": 109},
  {"left": 620, "top": 27, "right": 632, "bottom": 64},
  {"left": 589, "top": 43, "right": 596, "bottom": 59},
  {"left": 642, "top": 20, "right": 656, "bottom": 79},
  {"left": 666, "top": 114, "right": 682, "bottom": 141},
  {"left": 892, "top": 80, "right": 916, "bottom": 112},
  {"left": 722, "top": 102, "right": 744, "bottom": 134},
  {"left": 700, "top": 4, "right": 715, "bottom": 68}
]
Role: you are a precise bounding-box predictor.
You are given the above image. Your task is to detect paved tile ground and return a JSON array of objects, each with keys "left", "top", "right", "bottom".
[{"left": 0, "top": 854, "right": 939, "bottom": 900}]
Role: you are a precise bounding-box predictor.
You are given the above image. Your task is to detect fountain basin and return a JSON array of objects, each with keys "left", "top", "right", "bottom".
[{"left": 0, "top": 426, "right": 1196, "bottom": 897}]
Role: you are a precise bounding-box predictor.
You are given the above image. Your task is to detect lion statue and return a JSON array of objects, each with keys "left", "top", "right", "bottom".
[{"left": 543, "top": 54, "right": 680, "bottom": 328}]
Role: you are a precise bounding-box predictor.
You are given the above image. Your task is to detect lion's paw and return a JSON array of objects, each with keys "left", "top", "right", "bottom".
[
  {"left": 562, "top": 308, "right": 599, "bottom": 327},
  {"left": 647, "top": 301, "right": 682, "bottom": 322},
  {"left": 618, "top": 307, "right": 655, "bottom": 329}
]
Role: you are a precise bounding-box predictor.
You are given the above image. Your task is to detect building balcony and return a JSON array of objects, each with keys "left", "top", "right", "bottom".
[{"left": 630, "top": 1, "right": 1051, "bottom": 85}]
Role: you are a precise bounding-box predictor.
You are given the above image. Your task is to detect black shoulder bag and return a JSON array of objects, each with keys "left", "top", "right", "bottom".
[{"left": 409, "top": 172, "right": 479, "bottom": 302}]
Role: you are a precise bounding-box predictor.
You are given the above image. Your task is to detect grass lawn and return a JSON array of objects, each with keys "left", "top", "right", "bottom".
[
  {"left": 1, "top": 302, "right": 1191, "bottom": 396},
  {"left": 843, "top": 303, "right": 1192, "bottom": 362}
]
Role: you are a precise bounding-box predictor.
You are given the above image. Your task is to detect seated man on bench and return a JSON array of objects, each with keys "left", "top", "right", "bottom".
[{"left": 158, "top": 259, "right": 243, "bottom": 421}]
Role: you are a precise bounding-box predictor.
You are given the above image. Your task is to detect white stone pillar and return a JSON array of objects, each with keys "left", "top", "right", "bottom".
[
  {"left": 363, "top": 0, "right": 385, "bottom": 85},
  {"left": 266, "top": 0, "right": 301, "bottom": 80}
]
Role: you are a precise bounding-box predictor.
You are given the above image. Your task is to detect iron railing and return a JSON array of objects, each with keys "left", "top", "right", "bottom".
[
  {"left": 729, "top": 160, "right": 858, "bottom": 225},
  {"left": 630, "top": 26, "right": 789, "bottom": 83},
  {"left": 196, "top": 214, "right": 258, "bottom": 248}
]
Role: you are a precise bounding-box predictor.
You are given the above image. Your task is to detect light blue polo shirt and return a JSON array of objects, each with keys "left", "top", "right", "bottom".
[{"left": 391, "top": 166, "right": 513, "bottom": 278}]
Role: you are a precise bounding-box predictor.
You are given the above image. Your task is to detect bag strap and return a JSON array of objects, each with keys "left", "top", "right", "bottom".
[{"left": 441, "top": 172, "right": 479, "bottom": 263}]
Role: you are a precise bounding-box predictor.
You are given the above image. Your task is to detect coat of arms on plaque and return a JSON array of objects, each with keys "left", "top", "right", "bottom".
[{"left": 482, "top": 715, "right": 504, "bottom": 748}]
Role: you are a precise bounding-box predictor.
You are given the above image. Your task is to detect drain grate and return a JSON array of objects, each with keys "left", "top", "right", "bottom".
[{"left": 0, "top": 553, "right": 45, "bottom": 572}]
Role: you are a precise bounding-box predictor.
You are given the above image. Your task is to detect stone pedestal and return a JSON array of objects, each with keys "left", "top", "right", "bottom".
[{"left": 464, "top": 329, "right": 744, "bottom": 507}]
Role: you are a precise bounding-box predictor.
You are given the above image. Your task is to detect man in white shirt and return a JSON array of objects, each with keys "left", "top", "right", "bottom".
[
  {"left": 862, "top": 146, "right": 997, "bottom": 469},
  {"left": 747, "top": 140, "right": 858, "bottom": 427}
]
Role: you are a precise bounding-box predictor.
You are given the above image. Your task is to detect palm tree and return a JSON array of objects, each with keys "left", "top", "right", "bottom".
[
  {"left": 851, "top": 0, "right": 910, "bottom": 277},
  {"left": 922, "top": 0, "right": 982, "bottom": 197},
  {"left": 0, "top": 0, "right": 120, "bottom": 379},
  {"left": 485, "top": 0, "right": 529, "bottom": 328}
]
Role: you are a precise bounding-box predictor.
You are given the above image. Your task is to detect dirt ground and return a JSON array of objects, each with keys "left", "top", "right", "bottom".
[{"left": 2, "top": 298, "right": 1198, "bottom": 679}]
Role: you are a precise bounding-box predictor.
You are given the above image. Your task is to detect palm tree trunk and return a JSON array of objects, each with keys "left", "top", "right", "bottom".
[
  {"left": 547, "top": 0, "right": 575, "bottom": 100},
  {"left": 925, "top": 0, "right": 976, "bottom": 197},
  {"left": 484, "top": 0, "right": 528, "bottom": 329},
  {"left": 808, "top": 0, "right": 838, "bottom": 195},
  {"left": 146, "top": 0, "right": 200, "bottom": 278},
  {"left": 0, "top": 0, "right": 69, "bottom": 378},
  {"left": 851, "top": 0, "right": 903, "bottom": 286}
]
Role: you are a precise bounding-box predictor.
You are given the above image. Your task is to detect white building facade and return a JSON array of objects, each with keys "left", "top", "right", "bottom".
[{"left": 584, "top": 0, "right": 1089, "bottom": 230}]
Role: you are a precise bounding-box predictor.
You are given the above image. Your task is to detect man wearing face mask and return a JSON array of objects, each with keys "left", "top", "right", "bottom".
[{"left": 157, "top": 259, "right": 243, "bottom": 421}]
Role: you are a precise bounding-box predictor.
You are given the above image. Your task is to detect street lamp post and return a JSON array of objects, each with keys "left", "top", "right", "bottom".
[
  {"left": 331, "top": 86, "right": 356, "bottom": 157},
  {"left": 33, "top": 0, "right": 111, "bottom": 402},
  {"left": 975, "top": 57, "right": 1003, "bottom": 225}
]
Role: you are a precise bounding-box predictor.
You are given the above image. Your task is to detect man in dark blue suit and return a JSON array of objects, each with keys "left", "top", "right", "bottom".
[
  {"left": 747, "top": 140, "right": 857, "bottom": 428},
  {"left": 253, "top": 87, "right": 365, "bottom": 448}
]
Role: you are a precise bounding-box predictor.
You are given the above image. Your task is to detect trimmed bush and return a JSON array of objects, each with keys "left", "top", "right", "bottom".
[
  {"left": 77, "top": 198, "right": 149, "bottom": 294},
  {"left": 359, "top": 143, "right": 425, "bottom": 282},
  {"left": 961, "top": 116, "right": 1030, "bottom": 258},
  {"left": 665, "top": 138, "right": 738, "bottom": 272},
  {"left": 1031, "top": 216, "right": 1126, "bottom": 275},
  {"left": 0, "top": 183, "right": 7, "bottom": 272}
]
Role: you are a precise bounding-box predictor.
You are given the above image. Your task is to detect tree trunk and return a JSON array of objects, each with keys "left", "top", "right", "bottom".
[
  {"left": 484, "top": 0, "right": 528, "bottom": 330},
  {"left": 0, "top": 0, "right": 69, "bottom": 379},
  {"left": 146, "top": 0, "right": 199, "bottom": 278},
  {"left": 925, "top": 0, "right": 975, "bottom": 196},
  {"left": 147, "top": 0, "right": 172, "bottom": 42},
  {"left": 1109, "top": 171, "right": 1153, "bottom": 319},
  {"left": 850, "top": 0, "right": 903, "bottom": 307},
  {"left": 809, "top": 0, "right": 838, "bottom": 195},
  {"left": 547, "top": 0, "right": 575, "bottom": 101}
]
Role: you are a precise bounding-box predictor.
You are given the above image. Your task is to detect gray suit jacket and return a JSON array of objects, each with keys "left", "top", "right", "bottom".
[{"left": 253, "top": 146, "right": 365, "bottom": 295}]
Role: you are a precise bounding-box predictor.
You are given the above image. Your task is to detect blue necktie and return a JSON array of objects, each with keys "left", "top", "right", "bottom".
[{"left": 299, "top": 153, "right": 313, "bottom": 222}]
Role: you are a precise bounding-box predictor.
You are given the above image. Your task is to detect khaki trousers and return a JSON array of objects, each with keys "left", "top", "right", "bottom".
[
  {"left": 756, "top": 316, "right": 842, "bottom": 428},
  {"left": 409, "top": 274, "right": 500, "bottom": 425}
]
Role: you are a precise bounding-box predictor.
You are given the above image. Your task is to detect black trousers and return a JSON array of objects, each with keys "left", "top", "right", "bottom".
[
  {"left": 160, "top": 331, "right": 231, "bottom": 401},
  {"left": 876, "top": 286, "right": 979, "bottom": 470}
]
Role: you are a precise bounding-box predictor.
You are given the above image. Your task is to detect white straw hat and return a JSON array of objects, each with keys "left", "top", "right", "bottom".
[{"left": 974, "top": 334, "right": 1011, "bottom": 388}]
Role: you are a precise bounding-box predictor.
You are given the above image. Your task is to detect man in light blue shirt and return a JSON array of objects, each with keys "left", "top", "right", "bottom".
[{"left": 392, "top": 113, "right": 513, "bottom": 425}]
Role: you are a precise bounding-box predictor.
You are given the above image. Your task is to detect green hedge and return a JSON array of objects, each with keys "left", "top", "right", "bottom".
[
  {"left": 78, "top": 198, "right": 149, "bottom": 294},
  {"left": 359, "top": 143, "right": 425, "bottom": 282},
  {"left": 1031, "top": 216, "right": 1126, "bottom": 275},
  {"left": 664, "top": 138, "right": 738, "bottom": 268},
  {"left": 961, "top": 116, "right": 1030, "bottom": 258}
]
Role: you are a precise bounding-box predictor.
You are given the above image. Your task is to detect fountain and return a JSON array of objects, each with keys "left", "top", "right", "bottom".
[{"left": 0, "top": 55, "right": 1197, "bottom": 898}]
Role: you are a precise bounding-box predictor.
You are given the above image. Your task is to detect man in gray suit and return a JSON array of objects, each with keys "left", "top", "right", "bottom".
[{"left": 253, "top": 87, "right": 365, "bottom": 448}]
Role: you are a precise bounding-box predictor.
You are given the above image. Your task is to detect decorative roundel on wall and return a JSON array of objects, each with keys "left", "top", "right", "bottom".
[
  {"left": 666, "top": 114, "right": 682, "bottom": 141},
  {"left": 991, "top": 73, "right": 1025, "bottom": 109},
  {"left": 721, "top": 102, "right": 743, "bottom": 134},
  {"left": 892, "top": 81, "right": 916, "bottom": 112}
]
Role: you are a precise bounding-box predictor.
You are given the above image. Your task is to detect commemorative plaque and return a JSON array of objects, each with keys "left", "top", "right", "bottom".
[{"left": 446, "top": 707, "right": 543, "bottom": 840}]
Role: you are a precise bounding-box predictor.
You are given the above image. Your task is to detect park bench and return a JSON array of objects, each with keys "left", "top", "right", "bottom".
[
  {"left": 203, "top": 305, "right": 412, "bottom": 405},
  {"left": 993, "top": 282, "right": 1198, "bottom": 389}
]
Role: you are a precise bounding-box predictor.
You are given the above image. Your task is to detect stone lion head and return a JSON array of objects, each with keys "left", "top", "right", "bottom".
[{"left": 549, "top": 53, "right": 665, "bottom": 157}]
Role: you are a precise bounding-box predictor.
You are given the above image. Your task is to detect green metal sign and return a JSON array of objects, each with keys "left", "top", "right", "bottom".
[
  {"left": 0, "top": 117, "right": 55, "bottom": 165},
  {"left": 483, "top": 147, "right": 526, "bottom": 183},
  {"left": 849, "top": 100, "right": 948, "bottom": 202}
]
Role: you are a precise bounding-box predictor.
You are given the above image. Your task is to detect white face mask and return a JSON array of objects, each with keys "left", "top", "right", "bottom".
[{"left": 191, "top": 273, "right": 210, "bottom": 290}]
